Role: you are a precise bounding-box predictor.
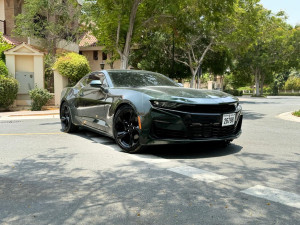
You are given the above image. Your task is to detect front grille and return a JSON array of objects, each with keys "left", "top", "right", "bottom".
[
  {"left": 173, "top": 104, "right": 236, "bottom": 113},
  {"left": 190, "top": 115, "right": 243, "bottom": 139},
  {"left": 190, "top": 124, "right": 236, "bottom": 138}
]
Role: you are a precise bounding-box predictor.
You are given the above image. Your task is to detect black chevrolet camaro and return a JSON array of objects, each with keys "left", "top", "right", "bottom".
[{"left": 60, "top": 70, "right": 243, "bottom": 153}]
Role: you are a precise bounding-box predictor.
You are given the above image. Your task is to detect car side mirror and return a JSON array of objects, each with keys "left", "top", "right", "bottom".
[
  {"left": 90, "top": 80, "right": 102, "bottom": 88},
  {"left": 177, "top": 83, "right": 184, "bottom": 87}
]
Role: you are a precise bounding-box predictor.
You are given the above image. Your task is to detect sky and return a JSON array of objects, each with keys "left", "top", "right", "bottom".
[{"left": 259, "top": 0, "right": 300, "bottom": 26}]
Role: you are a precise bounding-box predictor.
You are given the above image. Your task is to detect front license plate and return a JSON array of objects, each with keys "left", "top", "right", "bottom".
[{"left": 222, "top": 113, "right": 236, "bottom": 127}]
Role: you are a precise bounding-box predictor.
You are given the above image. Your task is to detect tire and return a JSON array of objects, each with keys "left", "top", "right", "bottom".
[
  {"left": 60, "top": 102, "right": 79, "bottom": 133},
  {"left": 113, "top": 105, "right": 144, "bottom": 153}
]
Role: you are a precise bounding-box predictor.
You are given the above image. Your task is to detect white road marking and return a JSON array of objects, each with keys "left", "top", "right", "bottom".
[
  {"left": 241, "top": 185, "right": 300, "bottom": 209},
  {"left": 90, "top": 137, "right": 170, "bottom": 163},
  {"left": 168, "top": 166, "right": 227, "bottom": 183},
  {"left": 128, "top": 154, "right": 170, "bottom": 164}
]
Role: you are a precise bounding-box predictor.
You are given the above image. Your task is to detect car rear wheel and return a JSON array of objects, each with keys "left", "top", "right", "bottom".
[
  {"left": 60, "top": 102, "right": 78, "bottom": 133},
  {"left": 113, "top": 105, "right": 143, "bottom": 153}
]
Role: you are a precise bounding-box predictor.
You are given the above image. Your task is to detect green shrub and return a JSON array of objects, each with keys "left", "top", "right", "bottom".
[
  {"left": 0, "top": 33, "right": 13, "bottom": 61},
  {"left": 224, "top": 89, "right": 243, "bottom": 96},
  {"left": 284, "top": 76, "right": 300, "bottom": 91},
  {"left": 293, "top": 110, "right": 300, "bottom": 117},
  {"left": 53, "top": 52, "right": 91, "bottom": 83},
  {"left": 263, "top": 86, "right": 272, "bottom": 94},
  {"left": 237, "top": 86, "right": 252, "bottom": 92},
  {"left": 0, "top": 76, "right": 19, "bottom": 109},
  {"left": 29, "top": 86, "right": 53, "bottom": 111},
  {"left": 0, "top": 60, "right": 8, "bottom": 76}
]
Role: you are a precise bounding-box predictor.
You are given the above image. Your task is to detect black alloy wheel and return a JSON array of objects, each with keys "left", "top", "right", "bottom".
[
  {"left": 113, "top": 105, "right": 143, "bottom": 153},
  {"left": 60, "top": 102, "right": 78, "bottom": 133}
]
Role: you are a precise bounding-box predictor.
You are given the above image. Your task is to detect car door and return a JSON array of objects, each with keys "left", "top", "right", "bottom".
[{"left": 78, "top": 72, "right": 110, "bottom": 131}]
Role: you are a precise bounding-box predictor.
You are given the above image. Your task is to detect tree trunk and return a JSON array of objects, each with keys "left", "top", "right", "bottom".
[
  {"left": 120, "top": 0, "right": 141, "bottom": 69},
  {"left": 255, "top": 73, "right": 260, "bottom": 96},
  {"left": 260, "top": 75, "right": 265, "bottom": 96},
  {"left": 197, "top": 67, "right": 202, "bottom": 89},
  {"left": 189, "top": 68, "right": 196, "bottom": 88},
  {"left": 190, "top": 75, "right": 195, "bottom": 88},
  {"left": 121, "top": 54, "right": 129, "bottom": 69}
]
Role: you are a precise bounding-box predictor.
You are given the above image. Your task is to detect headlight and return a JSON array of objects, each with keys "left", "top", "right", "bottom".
[
  {"left": 150, "top": 100, "right": 180, "bottom": 109},
  {"left": 235, "top": 102, "right": 242, "bottom": 111}
]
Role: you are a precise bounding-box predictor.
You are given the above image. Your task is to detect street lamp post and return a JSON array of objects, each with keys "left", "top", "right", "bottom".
[{"left": 100, "top": 62, "right": 105, "bottom": 70}]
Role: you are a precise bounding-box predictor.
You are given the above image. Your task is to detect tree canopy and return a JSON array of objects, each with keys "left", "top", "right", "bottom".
[{"left": 14, "top": 0, "right": 82, "bottom": 56}]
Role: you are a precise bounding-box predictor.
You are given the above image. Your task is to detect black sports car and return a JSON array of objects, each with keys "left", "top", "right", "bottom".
[{"left": 60, "top": 70, "right": 243, "bottom": 153}]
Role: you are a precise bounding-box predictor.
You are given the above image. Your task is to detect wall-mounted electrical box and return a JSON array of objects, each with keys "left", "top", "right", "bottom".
[{"left": 16, "top": 72, "right": 34, "bottom": 94}]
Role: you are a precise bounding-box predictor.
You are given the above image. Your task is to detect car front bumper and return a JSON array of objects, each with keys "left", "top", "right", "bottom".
[{"left": 140, "top": 107, "right": 243, "bottom": 145}]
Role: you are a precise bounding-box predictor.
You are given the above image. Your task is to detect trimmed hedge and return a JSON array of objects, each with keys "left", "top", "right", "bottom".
[
  {"left": 224, "top": 89, "right": 243, "bottom": 96},
  {"left": 0, "top": 76, "right": 19, "bottom": 109},
  {"left": 53, "top": 53, "right": 91, "bottom": 83},
  {"left": 0, "top": 60, "right": 8, "bottom": 76},
  {"left": 29, "top": 86, "right": 53, "bottom": 111}
]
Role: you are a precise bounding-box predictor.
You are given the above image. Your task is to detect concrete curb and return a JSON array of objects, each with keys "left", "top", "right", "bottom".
[
  {"left": 0, "top": 110, "right": 59, "bottom": 120},
  {"left": 0, "top": 115, "right": 59, "bottom": 120},
  {"left": 277, "top": 112, "right": 300, "bottom": 123}
]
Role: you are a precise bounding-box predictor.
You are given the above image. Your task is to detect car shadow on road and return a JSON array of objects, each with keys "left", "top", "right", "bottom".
[
  {"left": 242, "top": 110, "right": 265, "bottom": 120},
  {"left": 146, "top": 142, "right": 242, "bottom": 159},
  {"left": 0, "top": 134, "right": 297, "bottom": 224},
  {"left": 69, "top": 128, "right": 243, "bottom": 159}
]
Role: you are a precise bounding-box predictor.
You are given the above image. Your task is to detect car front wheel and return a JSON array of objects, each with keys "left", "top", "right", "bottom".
[{"left": 113, "top": 105, "right": 144, "bottom": 153}]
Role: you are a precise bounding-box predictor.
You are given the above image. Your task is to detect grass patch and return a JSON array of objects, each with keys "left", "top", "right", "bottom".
[{"left": 293, "top": 110, "right": 300, "bottom": 117}]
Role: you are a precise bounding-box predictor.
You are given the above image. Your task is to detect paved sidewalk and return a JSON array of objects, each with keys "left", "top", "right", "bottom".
[
  {"left": 277, "top": 111, "right": 300, "bottom": 123},
  {"left": 0, "top": 109, "right": 59, "bottom": 120}
]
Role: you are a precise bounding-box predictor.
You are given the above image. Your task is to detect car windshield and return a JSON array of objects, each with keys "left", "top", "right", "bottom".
[{"left": 108, "top": 71, "right": 178, "bottom": 88}]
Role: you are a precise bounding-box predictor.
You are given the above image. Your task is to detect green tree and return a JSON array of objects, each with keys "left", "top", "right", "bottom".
[
  {"left": 134, "top": 0, "right": 258, "bottom": 88},
  {"left": 234, "top": 5, "right": 294, "bottom": 96},
  {"left": 163, "top": 0, "right": 239, "bottom": 88},
  {"left": 14, "top": 0, "right": 82, "bottom": 91},
  {"left": 129, "top": 31, "right": 190, "bottom": 80},
  {"left": 83, "top": 0, "right": 177, "bottom": 69},
  {"left": 14, "top": 0, "right": 82, "bottom": 56}
]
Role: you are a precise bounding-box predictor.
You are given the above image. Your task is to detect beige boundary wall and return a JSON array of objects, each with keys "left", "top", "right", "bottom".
[
  {"left": 5, "top": 43, "right": 44, "bottom": 106},
  {"left": 0, "top": 0, "right": 4, "bottom": 21},
  {"left": 54, "top": 70, "right": 68, "bottom": 106}
]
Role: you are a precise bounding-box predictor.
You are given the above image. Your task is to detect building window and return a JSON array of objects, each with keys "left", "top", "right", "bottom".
[
  {"left": 102, "top": 52, "right": 107, "bottom": 60},
  {"left": 93, "top": 51, "right": 98, "bottom": 60}
]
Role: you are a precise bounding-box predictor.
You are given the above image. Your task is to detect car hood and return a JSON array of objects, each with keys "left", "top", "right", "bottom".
[{"left": 117, "top": 86, "right": 238, "bottom": 104}]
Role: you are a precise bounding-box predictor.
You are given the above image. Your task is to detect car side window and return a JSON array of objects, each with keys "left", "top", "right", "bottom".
[
  {"left": 80, "top": 77, "right": 89, "bottom": 87},
  {"left": 75, "top": 76, "right": 88, "bottom": 88},
  {"left": 87, "top": 72, "right": 108, "bottom": 87}
]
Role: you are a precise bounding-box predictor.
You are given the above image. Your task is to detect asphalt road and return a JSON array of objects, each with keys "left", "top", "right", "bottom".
[{"left": 0, "top": 96, "right": 299, "bottom": 225}]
